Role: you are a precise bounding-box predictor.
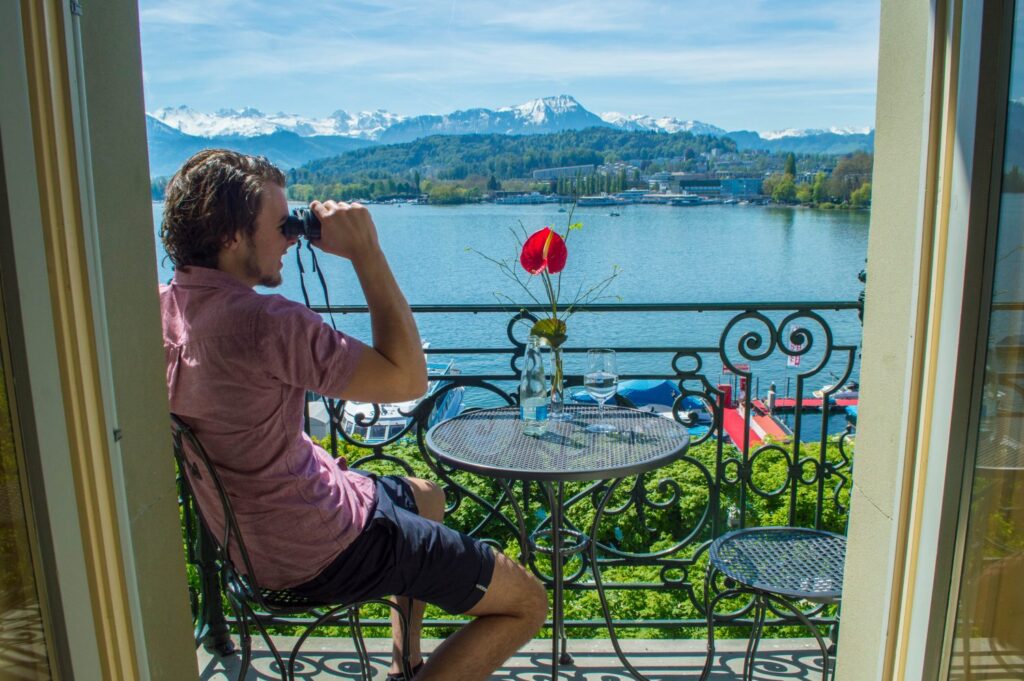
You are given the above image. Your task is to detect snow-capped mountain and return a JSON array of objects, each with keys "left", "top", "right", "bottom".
[
  {"left": 149, "top": 105, "right": 407, "bottom": 139},
  {"left": 377, "top": 95, "right": 610, "bottom": 143},
  {"left": 144, "top": 114, "right": 374, "bottom": 177},
  {"left": 148, "top": 96, "right": 872, "bottom": 145},
  {"left": 145, "top": 95, "right": 875, "bottom": 177},
  {"left": 761, "top": 126, "right": 873, "bottom": 140},
  {"left": 330, "top": 109, "right": 407, "bottom": 139},
  {"left": 500, "top": 94, "right": 603, "bottom": 127},
  {"left": 599, "top": 112, "right": 726, "bottom": 136}
]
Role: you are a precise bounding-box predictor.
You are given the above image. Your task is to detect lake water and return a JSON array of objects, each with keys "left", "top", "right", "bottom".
[{"left": 152, "top": 202, "right": 869, "bottom": 432}]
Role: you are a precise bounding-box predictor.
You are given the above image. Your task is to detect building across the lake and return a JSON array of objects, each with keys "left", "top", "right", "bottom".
[
  {"left": 531, "top": 164, "right": 596, "bottom": 181},
  {"left": 651, "top": 173, "right": 764, "bottom": 198},
  {"left": 720, "top": 177, "right": 764, "bottom": 197}
]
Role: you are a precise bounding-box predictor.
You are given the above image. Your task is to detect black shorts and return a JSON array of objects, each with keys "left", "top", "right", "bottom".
[{"left": 292, "top": 472, "right": 496, "bottom": 614}]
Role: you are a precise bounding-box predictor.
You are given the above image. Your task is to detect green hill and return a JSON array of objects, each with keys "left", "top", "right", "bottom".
[{"left": 287, "top": 127, "right": 738, "bottom": 186}]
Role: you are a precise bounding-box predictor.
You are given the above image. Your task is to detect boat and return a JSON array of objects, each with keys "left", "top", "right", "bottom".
[
  {"left": 668, "top": 194, "right": 703, "bottom": 206},
  {"left": 494, "top": 192, "right": 559, "bottom": 205},
  {"left": 609, "top": 211, "right": 621, "bottom": 217},
  {"left": 613, "top": 189, "right": 651, "bottom": 203},
  {"left": 813, "top": 380, "right": 859, "bottom": 400},
  {"left": 577, "top": 194, "right": 621, "bottom": 207},
  {"left": 572, "top": 379, "right": 711, "bottom": 438},
  {"left": 308, "top": 358, "right": 464, "bottom": 444}
]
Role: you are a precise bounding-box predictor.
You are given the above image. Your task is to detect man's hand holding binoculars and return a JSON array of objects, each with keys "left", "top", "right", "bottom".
[{"left": 286, "top": 199, "right": 383, "bottom": 265}]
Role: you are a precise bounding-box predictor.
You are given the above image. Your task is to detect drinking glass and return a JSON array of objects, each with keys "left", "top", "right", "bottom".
[{"left": 584, "top": 349, "right": 618, "bottom": 433}]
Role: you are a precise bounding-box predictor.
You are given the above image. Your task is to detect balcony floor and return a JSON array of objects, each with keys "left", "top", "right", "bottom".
[{"left": 197, "top": 636, "right": 833, "bottom": 680}]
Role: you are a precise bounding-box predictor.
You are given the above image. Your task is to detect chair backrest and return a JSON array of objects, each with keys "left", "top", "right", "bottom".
[{"left": 170, "top": 414, "right": 272, "bottom": 608}]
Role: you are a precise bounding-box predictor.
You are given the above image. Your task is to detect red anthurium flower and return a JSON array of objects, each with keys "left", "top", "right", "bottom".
[{"left": 520, "top": 227, "right": 568, "bottom": 275}]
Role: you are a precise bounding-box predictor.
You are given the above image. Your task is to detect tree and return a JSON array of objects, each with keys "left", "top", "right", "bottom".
[
  {"left": 762, "top": 173, "right": 784, "bottom": 197},
  {"left": 826, "top": 152, "right": 873, "bottom": 203},
  {"left": 487, "top": 174, "right": 500, "bottom": 191},
  {"left": 812, "top": 172, "right": 828, "bottom": 204},
  {"left": 849, "top": 181, "right": 872, "bottom": 208},
  {"left": 772, "top": 176, "right": 797, "bottom": 203},
  {"left": 783, "top": 153, "right": 797, "bottom": 177},
  {"left": 288, "top": 184, "right": 315, "bottom": 202},
  {"left": 427, "top": 183, "right": 479, "bottom": 204}
]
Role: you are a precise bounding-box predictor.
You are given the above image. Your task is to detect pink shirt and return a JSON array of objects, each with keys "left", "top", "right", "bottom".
[{"left": 161, "top": 266, "right": 375, "bottom": 589}]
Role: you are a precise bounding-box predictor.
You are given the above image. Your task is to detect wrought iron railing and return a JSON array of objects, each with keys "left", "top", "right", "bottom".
[{"left": 184, "top": 301, "right": 860, "bottom": 648}]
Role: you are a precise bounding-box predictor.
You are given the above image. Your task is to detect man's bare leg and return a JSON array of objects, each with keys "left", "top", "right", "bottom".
[
  {"left": 414, "top": 552, "right": 548, "bottom": 681},
  {"left": 388, "top": 477, "right": 446, "bottom": 675}
]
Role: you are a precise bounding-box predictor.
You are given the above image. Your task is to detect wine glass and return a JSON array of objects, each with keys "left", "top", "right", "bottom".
[{"left": 584, "top": 349, "right": 618, "bottom": 433}]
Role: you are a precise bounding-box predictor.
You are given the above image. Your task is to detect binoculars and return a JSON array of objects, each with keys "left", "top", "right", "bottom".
[{"left": 282, "top": 208, "right": 321, "bottom": 240}]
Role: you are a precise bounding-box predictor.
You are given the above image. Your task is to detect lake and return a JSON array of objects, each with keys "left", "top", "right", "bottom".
[{"left": 152, "top": 202, "right": 869, "bottom": 431}]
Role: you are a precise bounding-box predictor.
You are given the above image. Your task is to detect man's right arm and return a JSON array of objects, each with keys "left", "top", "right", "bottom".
[{"left": 311, "top": 200, "right": 427, "bottom": 404}]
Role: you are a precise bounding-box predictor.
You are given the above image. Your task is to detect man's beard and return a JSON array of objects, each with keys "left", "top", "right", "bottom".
[{"left": 243, "top": 241, "right": 282, "bottom": 288}]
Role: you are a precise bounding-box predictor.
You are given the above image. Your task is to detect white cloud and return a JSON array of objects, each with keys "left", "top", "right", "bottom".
[{"left": 138, "top": 0, "right": 881, "bottom": 128}]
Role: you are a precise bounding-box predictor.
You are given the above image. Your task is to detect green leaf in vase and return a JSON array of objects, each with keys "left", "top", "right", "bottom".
[{"left": 531, "top": 318, "right": 567, "bottom": 347}]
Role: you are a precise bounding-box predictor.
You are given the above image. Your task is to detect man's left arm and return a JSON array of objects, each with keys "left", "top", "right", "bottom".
[{"left": 312, "top": 200, "right": 427, "bottom": 403}]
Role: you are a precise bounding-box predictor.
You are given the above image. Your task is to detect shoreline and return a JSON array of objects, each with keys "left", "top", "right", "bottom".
[{"left": 151, "top": 199, "right": 871, "bottom": 211}]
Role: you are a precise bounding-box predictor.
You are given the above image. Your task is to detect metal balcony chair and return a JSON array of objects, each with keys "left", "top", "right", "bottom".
[
  {"left": 699, "top": 527, "right": 846, "bottom": 681},
  {"left": 171, "top": 414, "right": 413, "bottom": 681}
]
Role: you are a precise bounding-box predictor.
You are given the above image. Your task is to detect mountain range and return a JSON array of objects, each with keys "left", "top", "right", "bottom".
[{"left": 146, "top": 95, "right": 875, "bottom": 177}]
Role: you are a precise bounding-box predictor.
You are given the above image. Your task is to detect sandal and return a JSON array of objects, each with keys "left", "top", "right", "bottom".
[{"left": 385, "top": 661, "right": 424, "bottom": 681}]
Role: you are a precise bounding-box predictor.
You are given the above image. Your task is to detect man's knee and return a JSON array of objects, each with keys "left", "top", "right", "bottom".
[
  {"left": 485, "top": 555, "right": 548, "bottom": 627},
  {"left": 406, "top": 477, "right": 445, "bottom": 521},
  {"left": 505, "top": 566, "right": 547, "bottom": 632},
  {"left": 521, "top": 572, "right": 548, "bottom": 630}
]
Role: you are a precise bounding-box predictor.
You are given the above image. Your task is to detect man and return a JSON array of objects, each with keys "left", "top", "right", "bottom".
[{"left": 160, "top": 149, "right": 547, "bottom": 681}]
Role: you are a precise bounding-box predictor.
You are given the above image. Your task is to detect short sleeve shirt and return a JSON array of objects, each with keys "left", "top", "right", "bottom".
[{"left": 161, "top": 266, "right": 374, "bottom": 589}]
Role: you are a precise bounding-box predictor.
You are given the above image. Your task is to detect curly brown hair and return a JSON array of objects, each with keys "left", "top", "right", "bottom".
[{"left": 160, "top": 149, "right": 286, "bottom": 269}]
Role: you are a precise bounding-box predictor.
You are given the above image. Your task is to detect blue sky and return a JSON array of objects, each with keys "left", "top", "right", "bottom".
[{"left": 138, "top": 0, "right": 881, "bottom": 132}]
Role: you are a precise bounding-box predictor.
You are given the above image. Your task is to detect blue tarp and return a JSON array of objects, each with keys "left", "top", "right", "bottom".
[
  {"left": 845, "top": 405, "right": 858, "bottom": 424},
  {"left": 573, "top": 379, "right": 681, "bottom": 406}
]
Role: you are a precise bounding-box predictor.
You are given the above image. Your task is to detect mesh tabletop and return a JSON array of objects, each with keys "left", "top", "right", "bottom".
[
  {"left": 426, "top": 405, "right": 690, "bottom": 481},
  {"left": 976, "top": 436, "right": 1024, "bottom": 471},
  {"left": 708, "top": 527, "right": 846, "bottom": 601}
]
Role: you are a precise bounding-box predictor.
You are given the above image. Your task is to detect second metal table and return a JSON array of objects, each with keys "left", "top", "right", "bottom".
[{"left": 426, "top": 404, "right": 690, "bottom": 681}]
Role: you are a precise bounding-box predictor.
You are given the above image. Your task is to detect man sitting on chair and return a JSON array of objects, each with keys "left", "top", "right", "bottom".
[{"left": 159, "top": 149, "right": 547, "bottom": 681}]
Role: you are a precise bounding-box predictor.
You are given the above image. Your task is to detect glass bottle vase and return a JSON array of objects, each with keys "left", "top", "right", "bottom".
[{"left": 548, "top": 343, "right": 571, "bottom": 420}]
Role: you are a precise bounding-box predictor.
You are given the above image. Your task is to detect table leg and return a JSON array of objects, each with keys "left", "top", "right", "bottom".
[
  {"left": 762, "top": 592, "right": 835, "bottom": 681},
  {"left": 541, "top": 481, "right": 574, "bottom": 680},
  {"left": 743, "top": 595, "right": 767, "bottom": 681},
  {"left": 592, "top": 478, "right": 651, "bottom": 681},
  {"left": 699, "top": 567, "right": 719, "bottom": 681},
  {"left": 497, "top": 478, "right": 530, "bottom": 565}
]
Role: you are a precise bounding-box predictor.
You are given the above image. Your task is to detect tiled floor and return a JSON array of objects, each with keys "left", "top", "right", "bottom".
[{"left": 197, "top": 636, "right": 833, "bottom": 680}]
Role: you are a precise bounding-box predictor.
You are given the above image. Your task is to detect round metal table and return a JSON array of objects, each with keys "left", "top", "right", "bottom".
[{"left": 426, "top": 404, "right": 690, "bottom": 681}]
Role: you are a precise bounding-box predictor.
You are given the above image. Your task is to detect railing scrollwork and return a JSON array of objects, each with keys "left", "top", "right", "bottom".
[{"left": 184, "top": 301, "right": 859, "bottom": 642}]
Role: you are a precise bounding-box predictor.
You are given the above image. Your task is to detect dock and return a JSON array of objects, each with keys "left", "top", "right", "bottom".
[
  {"left": 719, "top": 395, "right": 858, "bottom": 448},
  {"left": 770, "top": 397, "right": 858, "bottom": 411},
  {"left": 722, "top": 401, "right": 792, "bottom": 447}
]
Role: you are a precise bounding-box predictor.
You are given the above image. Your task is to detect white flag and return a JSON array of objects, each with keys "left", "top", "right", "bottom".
[{"left": 787, "top": 325, "right": 804, "bottom": 367}]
